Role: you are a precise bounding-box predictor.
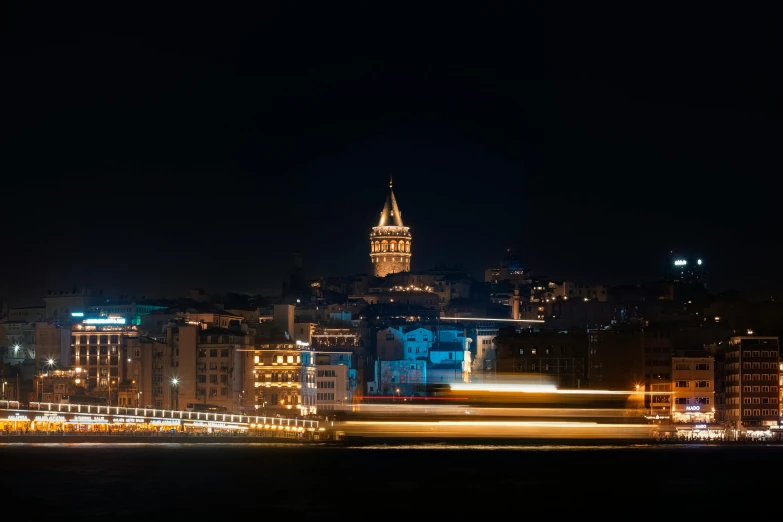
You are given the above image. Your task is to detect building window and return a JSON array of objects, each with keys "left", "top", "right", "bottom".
[
  {"left": 675, "top": 381, "right": 689, "bottom": 388},
  {"left": 695, "top": 380, "right": 710, "bottom": 388}
]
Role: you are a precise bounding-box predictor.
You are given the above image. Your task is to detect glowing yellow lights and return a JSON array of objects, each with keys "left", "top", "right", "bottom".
[{"left": 450, "top": 383, "right": 558, "bottom": 393}]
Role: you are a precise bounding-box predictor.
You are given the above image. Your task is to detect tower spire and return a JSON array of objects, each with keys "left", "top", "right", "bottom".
[{"left": 390, "top": 175, "right": 393, "bottom": 189}]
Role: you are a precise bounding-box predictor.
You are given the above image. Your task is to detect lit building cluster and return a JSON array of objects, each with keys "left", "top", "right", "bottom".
[{"left": 1, "top": 176, "right": 781, "bottom": 445}]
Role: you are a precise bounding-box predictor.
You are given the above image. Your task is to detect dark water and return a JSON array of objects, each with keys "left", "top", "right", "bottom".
[{"left": 1, "top": 442, "right": 779, "bottom": 517}]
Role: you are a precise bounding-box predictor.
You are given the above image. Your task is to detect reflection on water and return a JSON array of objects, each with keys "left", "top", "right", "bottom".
[{"left": 1, "top": 443, "right": 781, "bottom": 518}]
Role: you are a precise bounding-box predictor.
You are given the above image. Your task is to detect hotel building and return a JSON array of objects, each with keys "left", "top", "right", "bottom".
[
  {"left": 69, "top": 315, "right": 139, "bottom": 394},
  {"left": 253, "top": 342, "right": 317, "bottom": 415}
]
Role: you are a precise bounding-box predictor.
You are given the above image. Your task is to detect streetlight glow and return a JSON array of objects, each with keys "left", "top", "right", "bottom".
[{"left": 171, "top": 378, "right": 179, "bottom": 386}]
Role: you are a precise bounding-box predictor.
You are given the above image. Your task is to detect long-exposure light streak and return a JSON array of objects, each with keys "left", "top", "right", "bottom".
[{"left": 439, "top": 317, "right": 544, "bottom": 323}]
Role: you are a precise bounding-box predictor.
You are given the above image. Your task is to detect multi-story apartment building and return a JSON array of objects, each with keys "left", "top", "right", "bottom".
[
  {"left": 724, "top": 336, "right": 780, "bottom": 429},
  {"left": 495, "top": 328, "right": 587, "bottom": 389},
  {"left": 589, "top": 325, "right": 671, "bottom": 413},
  {"left": 671, "top": 356, "right": 715, "bottom": 425},
  {"left": 315, "top": 352, "right": 356, "bottom": 411},
  {"left": 128, "top": 323, "right": 254, "bottom": 412},
  {"left": 470, "top": 324, "right": 499, "bottom": 372},
  {"left": 253, "top": 341, "right": 317, "bottom": 415}
]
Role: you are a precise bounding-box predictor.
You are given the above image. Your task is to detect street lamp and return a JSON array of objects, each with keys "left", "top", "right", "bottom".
[
  {"left": 170, "top": 378, "right": 180, "bottom": 410},
  {"left": 108, "top": 379, "right": 117, "bottom": 407}
]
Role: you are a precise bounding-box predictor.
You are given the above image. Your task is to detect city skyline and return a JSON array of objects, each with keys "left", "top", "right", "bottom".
[{"left": 1, "top": 6, "right": 781, "bottom": 515}]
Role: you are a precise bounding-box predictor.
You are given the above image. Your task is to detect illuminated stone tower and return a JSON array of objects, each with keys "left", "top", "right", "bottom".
[{"left": 370, "top": 177, "right": 412, "bottom": 277}]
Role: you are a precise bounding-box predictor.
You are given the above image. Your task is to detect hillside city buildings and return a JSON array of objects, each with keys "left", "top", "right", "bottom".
[{"left": 2, "top": 177, "right": 783, "bottom": 440}]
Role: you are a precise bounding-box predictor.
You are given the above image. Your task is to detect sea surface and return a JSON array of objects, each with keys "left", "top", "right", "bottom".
[{"left": 1, "top": 442, "right": 779, "bottom": 517}]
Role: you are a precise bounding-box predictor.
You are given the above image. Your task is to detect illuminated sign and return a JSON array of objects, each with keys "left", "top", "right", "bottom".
[
  {"left": 7, "top": 414, "right": 29, "bottom": 421},
  {"left": 71, "top": 312, "right": 84, "bottom": 317},
  {"left": 112, "top": 417, "right": 144, "bottom": 424},
  {"left": 694, "top": 424, "right": 708, "bottom": 430},
  {"left": 674, "top": 259, "right": 687, "bottom": 266},
  {"left": 83, "top": 317, "right": 126, "bottom": 325},
  {"left": 685, "top": 405, "right": 701, "bottom": 411},
  {"left": 70, "top": 416, "right": 108, "bottom": 424},
  {"left": 186, "top": 421, "right": 246, "bottom": 430},
  {"left": 34, "top": 415, "right": 66, "bottom": 422},
  {"left": 148, "top": 419, "right": 181, "bottom": 426}
]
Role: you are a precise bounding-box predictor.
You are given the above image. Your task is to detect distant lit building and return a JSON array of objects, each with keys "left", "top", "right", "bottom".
[
  {"left": 126, "top": 323, "right": 254, "bottom": 411},
  {"left": 310, "top": 327, "right": 360, "bottom": 348},
  {"left": 3, "top": 306, "right": 46, "bottom": 323},
  {"left": 1, "top": 321, "right": 37, "bottom": 365},
  {"left": 315, "top": 352, "right": 356, "bottom": 410},
  {"left": 588, "top": 325, "right": 672, "bottom": 403},
  {"left": 469, "top": 323, "right": 499, "bottom": 374},
  {"left": 373, "top": 359, "right": 426, "bottom": 396},
  {"left": 44, "top": 289, "right": 96, "bottom": 324},
  {"left": 671, "top": 356, "right": 716, "bottom": 425},
  {"left": 724, "top": 336, "right": 780, "bottom": 430},
  {"left": 495, "top": 328, "right": 587, "bottom": 389},
  {"left": 370, "top": 177, "right": 412, "bottom": 277},
  {"left": 253, "top": 342, "right": 317, "bottom": 415},
  {"left": 667, "top": 253, "right": 708, "bottom": 288},
  {"left": 530, "top": 280, "right": 607, "bottom": 303},
  {"left": 484, "top": 250, "right": 528, "bottom": 285},
  {"left": 70, "top": 315, "right": 139, "bottom": 397}
]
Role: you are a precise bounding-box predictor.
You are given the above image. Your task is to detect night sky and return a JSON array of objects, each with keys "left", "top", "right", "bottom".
[{"left": 2, "top": 4, "right": 780, "bottom": 305}]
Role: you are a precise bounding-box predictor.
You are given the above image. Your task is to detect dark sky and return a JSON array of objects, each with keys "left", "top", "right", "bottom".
[{"left": 1, "top": 4, "right": 780, "bottom": 305}]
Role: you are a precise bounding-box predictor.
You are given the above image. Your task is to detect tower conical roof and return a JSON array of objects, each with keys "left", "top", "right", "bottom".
[{"left": 378, "top": 176, "right": 404, "bottom": 227}]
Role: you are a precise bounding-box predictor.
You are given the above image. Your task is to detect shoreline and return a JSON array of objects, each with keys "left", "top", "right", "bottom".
[
  {"left": 0, "top": 434, "right": 327, "bottom": 444},
  {"left": 2, "top": 434, "right": 782, "bottom": 446},
  {"left": 332, "top": 436, "right": 783, "bottom": 447}
]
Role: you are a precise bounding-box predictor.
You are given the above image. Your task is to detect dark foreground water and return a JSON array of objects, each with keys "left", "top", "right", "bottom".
[{"left": 1, "top": 442, "right": 779, "bottom": 517}]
